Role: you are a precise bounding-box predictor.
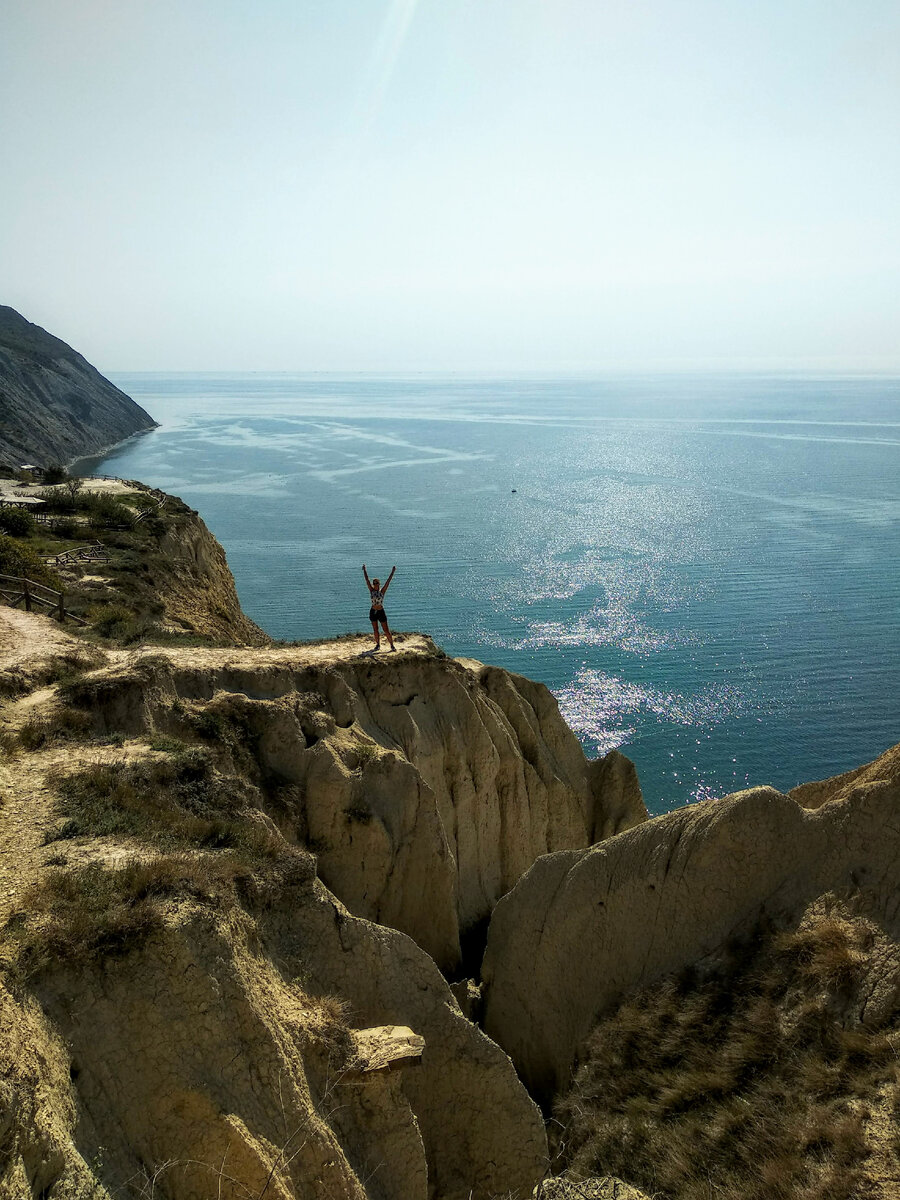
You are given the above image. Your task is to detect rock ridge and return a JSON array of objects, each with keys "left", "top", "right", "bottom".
[{"left": 48, "top": 637, "right": 648, "bottom": 974}]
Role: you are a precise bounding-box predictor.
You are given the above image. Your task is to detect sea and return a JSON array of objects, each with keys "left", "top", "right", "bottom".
[{"left": 76, "top": 373, "right": 900, "bottom": 817}]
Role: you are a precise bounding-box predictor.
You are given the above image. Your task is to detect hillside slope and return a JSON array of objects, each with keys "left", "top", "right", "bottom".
[{"left": 0, "top": 307, "right": 155, "bottom": 467}]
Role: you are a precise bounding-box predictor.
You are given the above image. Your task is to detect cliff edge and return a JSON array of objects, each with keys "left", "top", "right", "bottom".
[{"left": 0, "top": 609, "right": 648, "bottom": 1199}]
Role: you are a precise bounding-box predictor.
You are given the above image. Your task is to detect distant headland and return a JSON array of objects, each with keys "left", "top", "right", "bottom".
[{"left": 0, "top": 306, "right": 156, "bottom": 469}]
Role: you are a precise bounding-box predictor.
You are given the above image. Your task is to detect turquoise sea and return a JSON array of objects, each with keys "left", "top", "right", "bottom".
[{"left": 80, "top": 373, "right": 900, "bottom": 816}]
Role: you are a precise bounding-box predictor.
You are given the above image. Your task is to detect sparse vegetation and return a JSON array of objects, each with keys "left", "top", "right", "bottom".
[
  {"left": 553, "top": 910, "right": 900, "bottom": 1200},
  {"left": 0, "top": 649, "right": 98, "bottom": 699},
  {"left": 43, "top": 752, "right": 315, "bottom": 900},
  {"left": 353, "top": 740, "right": 379, "bottom": 769},
  {"left": 344, "top": 800, "right": 373, "bottom": 824},
  {"left": 58, "top": 655, "right": 171, "bottom": 708},
  {"left": 0, "top": 727, "right": 19, "bottom": 756},
  {"left": 7, "top": 857, "right": 249, "bottom": 978},
  {"left": 0, "top": 533, "right": 61, "bottom": 590},
  {"left": 47, "top": 750, "right": 246, "bottom": 846},
  {"left": 3, "top": 745, "right": 316, "bottom": 980},
  {"left": 18, "top": 707, "right": 93, "bottom": 749}
]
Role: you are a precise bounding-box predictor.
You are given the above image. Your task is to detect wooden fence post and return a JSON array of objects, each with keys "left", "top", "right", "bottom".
[{"left": 23, "top": 578, "right": 31, "bottom": 612}]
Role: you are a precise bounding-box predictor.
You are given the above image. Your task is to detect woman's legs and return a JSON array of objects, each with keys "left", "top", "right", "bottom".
[
  {"left": 380, "top": 614, "right": 395, "bottom": 650},
  {"left": 371, "top": 620, "right": 381, "bottom": 649}
]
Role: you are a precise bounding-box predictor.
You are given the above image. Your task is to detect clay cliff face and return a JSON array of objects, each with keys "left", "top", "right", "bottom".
[
  {"left": 52, "top": 638, "right": 647, "bottom": 974},
  {"left": 152, "top": 505, "right": 271, "bottom": 646},
  {"left": 1, "top": 619, "right": 575, "bottom": 1199},
  {"left": 481, "top": 744, "right": 900, "bottom": 1104},
  {"left": 1, "top": 880, "right": 548, "bottom": 1200},
  {"left": 0, "top": 306, "right": 155, "bottom": 467}
]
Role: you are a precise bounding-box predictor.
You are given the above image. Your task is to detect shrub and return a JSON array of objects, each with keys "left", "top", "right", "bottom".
[
  {"left": 0, "top": 534, "right": 61, "bottom": 590},
  {"left": 87, "top": 602, "right": 136, "bottom": 638},
  {"left": 34, "top": 487, "right": 77, "bottom": 514},
  {"left": 0, "top": 508, "right": 34, "bottom": 536},
  {"left": 52, "top": 517, "right": 80, "bottom": 539},
  {"left": 83, "top": 495, "right": 132, "bottom": 529},
  {"left": 42, "top": 465, "right": 68, "bottom": 485},
  {"left": 353, "top": 741, "right": 379, "bottom": 769},
  {"left": 344, "top": 801, "right": 372, "bottom": 824}
]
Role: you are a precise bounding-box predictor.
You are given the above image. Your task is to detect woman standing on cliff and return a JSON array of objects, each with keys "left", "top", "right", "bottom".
[{"left": 363, "top": 563, "right": 396, "bottom": 651}]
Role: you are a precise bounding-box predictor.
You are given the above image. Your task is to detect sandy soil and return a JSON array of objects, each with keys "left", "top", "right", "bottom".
[
  {"left": 0, "top": 606, "right": 84, "bottom": 671},
  {"left": 0, "top": 476, "right": 136, "bottom": 501},
  {"left": 129, "top": 630, "right": 437, "bottom": 671},
  {"left": 0, "top": 604, "right": 436, "bottom": 679}
]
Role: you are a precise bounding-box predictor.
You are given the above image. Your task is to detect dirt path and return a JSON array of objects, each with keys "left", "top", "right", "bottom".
[{"left": 0, "top": 606, "right": 86, "bottom": 672}]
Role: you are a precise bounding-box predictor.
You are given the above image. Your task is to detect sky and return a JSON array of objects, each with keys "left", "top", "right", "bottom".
[{"left": 2, "top": 0, "right": 899, "bottom": 371}]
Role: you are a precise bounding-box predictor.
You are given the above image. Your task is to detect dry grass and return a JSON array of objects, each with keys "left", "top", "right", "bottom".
[
  {"left": 553, "top": 912, "right": 900, "bottom": 1200},
  {"left": 6, "top": 857, "right": 246, "bottom": 979},
  {"left": 0, "top": 649, "right": 101, "bottom": 699},
  {"left": 18, "top": 707, "right": 93, "bottom": 750},
  {"left": 43, "top": 749, "right": 314, "bottom": 898},
  {"left": 50, "top": 750, "right": 281, "bottom": 852}
]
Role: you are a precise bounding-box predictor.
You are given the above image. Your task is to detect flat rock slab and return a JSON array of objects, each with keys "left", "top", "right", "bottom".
[{"left": 352, "top": 1024, "right": 425, "bottom": 1073}]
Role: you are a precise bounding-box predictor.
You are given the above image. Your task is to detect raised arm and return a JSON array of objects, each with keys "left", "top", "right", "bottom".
[
  {"left": 382, "top": 565, "right": 397, "bottom": 593},
  {"left": 362, "top": 563, "right": 372, "bottom": 590}
]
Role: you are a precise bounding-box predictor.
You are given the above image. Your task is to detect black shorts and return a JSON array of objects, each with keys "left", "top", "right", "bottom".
[{"left": 370, "top": 607, "right": 388, "bottom": 626}]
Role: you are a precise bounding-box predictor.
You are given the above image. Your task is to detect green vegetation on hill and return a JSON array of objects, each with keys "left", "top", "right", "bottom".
[
  {"left": 0, "top": 484, "right": 231, "bottom": 647},
  {"left": 0, "top": 533, "right": 61, "bottom": 591}
]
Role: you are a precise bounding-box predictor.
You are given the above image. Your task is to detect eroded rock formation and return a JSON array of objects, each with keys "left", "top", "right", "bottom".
[
  {"left": 481, "top": 746, "right": 900, "bottom": 1103},
  {"left": 1, "top": 878, "right": 548, "bottom": 1199},
  {"left": 58, "top": 639, "right": 648, "bottom": 974}
]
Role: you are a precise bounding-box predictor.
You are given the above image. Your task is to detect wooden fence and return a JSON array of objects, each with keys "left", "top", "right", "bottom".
[
  {"left": 42, "top": 542, "right": 109, "bottom": 567},
  {"left": 0, "top": 574, "right": 88, "bottom": 625}
]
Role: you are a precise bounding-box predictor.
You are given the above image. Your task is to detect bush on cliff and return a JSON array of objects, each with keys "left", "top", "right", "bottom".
[{"left": 0, "top": 534, "right": 61, "bottom": 590}]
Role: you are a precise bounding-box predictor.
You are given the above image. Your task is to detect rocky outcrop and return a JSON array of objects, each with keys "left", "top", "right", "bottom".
[
  {"left": 59, "top": 641, "right": 647, "bottom": 975},
  {"left": 0, "top": 306, "right": 155, "bottom": 467},
  {"left": 481, "top": 745, "right": 900, "bottom": 1103}
]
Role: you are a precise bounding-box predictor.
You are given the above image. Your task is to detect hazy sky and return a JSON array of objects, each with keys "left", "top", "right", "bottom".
[{"left": 3, "top": 1, "right": 899, "bottom": 370}]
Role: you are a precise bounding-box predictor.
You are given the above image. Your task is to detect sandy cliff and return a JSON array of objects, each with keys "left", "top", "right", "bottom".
[
  {"left": 151, "top": 505, "right": 271, "bottom": 646},
  {"left": 0, "top": 615, "right": 566, "bottom": 1199},
  {"left": 35, "top": 635, "right": 646, "bottom": 974},
  {"left": 0, "top": 607, "right": 648, "bottom": 1199}
]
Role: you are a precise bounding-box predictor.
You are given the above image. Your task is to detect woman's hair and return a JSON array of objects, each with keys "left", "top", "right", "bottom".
[{"left": 372, "top": 578, "right": 380, "bottom": 586}]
